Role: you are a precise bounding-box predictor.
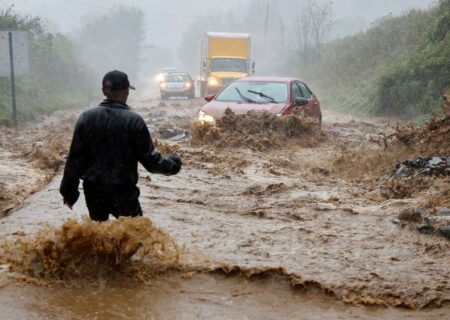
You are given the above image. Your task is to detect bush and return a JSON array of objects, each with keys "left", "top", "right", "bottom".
[
  {"left": 302, "top": 0, "right": 450, "bottom": 119},
  {"left": 0, "top": 8, "right": 96, "bottom": 124},
  {"left": 376, "top": 0, "right": 450, "bottom": 117}
]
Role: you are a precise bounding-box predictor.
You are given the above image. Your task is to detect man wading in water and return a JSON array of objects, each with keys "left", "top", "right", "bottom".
[{"left": 60, "top": 70, "right": 181, "bottom": 221}]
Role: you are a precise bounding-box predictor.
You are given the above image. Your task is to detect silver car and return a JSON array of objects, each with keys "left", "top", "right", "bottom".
[{"left": 160, "top": 72, "right": 195, "bottom": 100}]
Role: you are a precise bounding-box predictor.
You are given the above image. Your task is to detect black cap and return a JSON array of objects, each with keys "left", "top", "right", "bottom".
[{"left": 102, "top": 70, "right": 136, "bottom": 91}]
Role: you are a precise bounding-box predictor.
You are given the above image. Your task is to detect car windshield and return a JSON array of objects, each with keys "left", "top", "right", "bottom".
[
  {"left": 211, "top": 58, "right": 247, "bottom": 73},
  {"left": 216, "top": 81, "right": 288, "bottom": 103},
  {"left": 165, "top": 74, "right": 191, "bottom": 82}
]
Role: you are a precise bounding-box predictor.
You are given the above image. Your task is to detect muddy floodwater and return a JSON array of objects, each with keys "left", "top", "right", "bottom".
[
  {"left": 1, "top": 274, "right": 449, "bottom": 320},
  {"left": 0, "top": 93, "right": 449, "bottom": 319}
]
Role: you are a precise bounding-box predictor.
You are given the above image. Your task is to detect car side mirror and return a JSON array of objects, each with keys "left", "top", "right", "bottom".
[
  {"left": 250, "top": 61, "right": 256, "bottom": 74},
  {"left": 205, "top": 94, "right": 215, "bottom": 102},
  {"left": 295, "top": 97, "right": 308, "bottom": 106}
]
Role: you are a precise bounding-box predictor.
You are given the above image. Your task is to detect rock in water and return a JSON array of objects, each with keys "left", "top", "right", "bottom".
[{"left": 440, "top": 226, "right": 450, "bottom": 240}]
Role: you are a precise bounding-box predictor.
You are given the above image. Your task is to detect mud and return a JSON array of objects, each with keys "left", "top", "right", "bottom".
[
  {"left": 380, "top": 98, "right": 450, "bottom": 207},
  {"left": 328, "top": 97, "right": 450, "bottom": 208},
  {"left": 381, "top": 175, "right": 450, "bottom": 207},
  {"left": 0, "top": 96, "right": 449, "bottom": 319},
  {"left": 0, "top": 212, "right": 449, "bottom": 312},
  {"left": 191, "top": 108, "right": 324, "bottom": 151},
  {"left": 3, "top": 274, "right": 448, "bottom": 320},
  {"left": 393, "top": 95, "right": 450, "bottom": 155}
]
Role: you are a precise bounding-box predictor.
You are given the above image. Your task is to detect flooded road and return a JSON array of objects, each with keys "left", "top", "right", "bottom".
[
  {"left": 1, "top": 274, "right": 449, "bottom": 320},
  {"left": 0, "top": 95, "right": 449, "bottom": 319}
]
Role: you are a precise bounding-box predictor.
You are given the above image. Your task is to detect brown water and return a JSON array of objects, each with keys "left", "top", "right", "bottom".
[
  {"left": 1, "top": 274, "right": 449, "bottom": 320},
  {"left": 0, "top": 96, "right": 449, "bottom": 319},
  {"left": 0, "top": 114, "right": 75, "bottom": 217}
]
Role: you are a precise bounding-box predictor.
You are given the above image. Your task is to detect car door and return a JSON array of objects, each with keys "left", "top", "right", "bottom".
[
  {"left": 296, "top": 81, "right": 321, "bottom": 120},
  {"left": 289, "top": 81, "right": 303, "bottom": 114}
]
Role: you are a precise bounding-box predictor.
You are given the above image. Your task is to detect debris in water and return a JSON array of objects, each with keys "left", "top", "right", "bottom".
[
  {"left": 398, "top": 208, "right": 425, "bottom": 223},
  {"left": 395, "top": 207, "right": 450, "bottom": 241},
  {"left": 393, "top": 95, "right": 450, "bottom": 155},
  {"left": 191, "top": 108, "right": 324, "bottom": 151},
  {"left": 416, "top": 225, "right": 435, "bottom": 234},
  {"left": 393, "top": 157, "right": 450, "bottom": 178},
  {"left": 440, "top": 226, "right": 450, "bottom": 240},
  {"left": 153, "top": 139, "right": 180, "bottom": 154},
  {"left": 156, "top": 128, "right": 189, "bottom": 140}
]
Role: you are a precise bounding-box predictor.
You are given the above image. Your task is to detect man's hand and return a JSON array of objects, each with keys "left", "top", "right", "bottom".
[{"left": 168, "top": 154, "right": 182, "bottom": 174}]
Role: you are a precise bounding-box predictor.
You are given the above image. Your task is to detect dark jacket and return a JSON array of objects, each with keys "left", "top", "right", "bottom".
[{"left": 60, "top": 99, "right": 181, "bottom": 206}]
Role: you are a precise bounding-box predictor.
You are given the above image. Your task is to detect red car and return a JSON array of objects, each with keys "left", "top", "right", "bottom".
[{"left": 197, "top": 77, "right": 322, "bottom": 125}]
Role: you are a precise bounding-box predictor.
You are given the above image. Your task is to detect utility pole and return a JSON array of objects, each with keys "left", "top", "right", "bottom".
[
  {"left": 1, "top": 31, "right": 28, "bottom": 126},
  {"left": 8, "top": 31, "right": 17, "bottom": 127}
]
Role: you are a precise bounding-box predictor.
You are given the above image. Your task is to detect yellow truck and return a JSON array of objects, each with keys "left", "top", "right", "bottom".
[{"left": 199, "top": 32, "right": 255, "bottom": 96}]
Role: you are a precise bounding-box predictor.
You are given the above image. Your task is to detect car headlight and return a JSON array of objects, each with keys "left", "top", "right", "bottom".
[
  {"left": 160, "top": 82, "right": 166, "bottom": 89},
  {"left": 198, "top": 110, "right": 216, "bottom": 125},
  {"left": 208, "top": 77, "right": 219, "bottom": 86},
  {"left": 155, "top": 73, "right": 164, "bottom": 82},
  {"left": 185, "top": 82, "right": 192, "bottom": 89}
]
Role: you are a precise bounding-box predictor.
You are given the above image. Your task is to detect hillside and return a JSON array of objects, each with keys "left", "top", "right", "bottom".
[{"left": 303, "top": 0, "right": 450, "bottom": 120}]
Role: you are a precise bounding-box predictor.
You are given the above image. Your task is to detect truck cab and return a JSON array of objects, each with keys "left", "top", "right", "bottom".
[
  {"left": 199, "top": 33, "right": 255, "bottom": 96},
  {"left": 207, "top": 56, "right": 249, "bottom": 90}
]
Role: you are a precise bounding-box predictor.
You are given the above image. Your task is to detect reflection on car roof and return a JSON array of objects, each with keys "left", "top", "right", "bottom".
[{"left": 167, "top": 72, "right": 191, "bottom": 76}]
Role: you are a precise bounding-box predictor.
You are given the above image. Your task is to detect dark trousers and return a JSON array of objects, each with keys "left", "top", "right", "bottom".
[{"left": 83, "top": 182, "right": 143, "bottom": 222}]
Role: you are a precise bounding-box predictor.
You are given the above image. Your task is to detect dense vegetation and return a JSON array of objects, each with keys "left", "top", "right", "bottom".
[
  {"left": 302, "top": 0, "right": 450, "bottom": 119},
  {"left": 0, "top": 6, "right": 145, "bottom": 126},
  {"left": 0, "top": 8, "right": 95, "bottom": 124}
]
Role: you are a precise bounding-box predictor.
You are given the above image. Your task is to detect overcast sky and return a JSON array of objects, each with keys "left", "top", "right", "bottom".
[{"left": 4, "top": 0, "right": 437, "bottom": 47}]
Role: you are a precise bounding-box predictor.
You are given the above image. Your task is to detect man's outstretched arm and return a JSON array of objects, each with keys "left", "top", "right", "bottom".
[{"left": 136, "top": 118, "right": 181, "bottom": 175}]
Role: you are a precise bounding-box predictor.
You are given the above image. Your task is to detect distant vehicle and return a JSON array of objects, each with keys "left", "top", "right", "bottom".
[
  {"left": 155, "top": 67, "right": 177, "bottom": 83},
  {"left": 197, "top": 76, "right": 322, "bottom": 125},
  {"left": 199, "top": 32, "right": 255, "bottom": 96},
  {"left": 160, "top": 72, "right": 195, "bottom": 100}
]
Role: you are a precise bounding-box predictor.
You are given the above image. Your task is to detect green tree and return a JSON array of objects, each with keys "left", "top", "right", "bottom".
[{"left": 0, "top": 8, "right": 95, "bottom": 124}]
